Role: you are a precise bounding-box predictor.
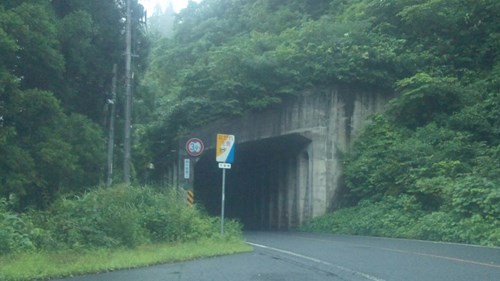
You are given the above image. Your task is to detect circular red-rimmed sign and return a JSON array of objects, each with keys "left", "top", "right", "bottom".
[{"left": 186, "top": 138, "right": 204, "bottom": 157}]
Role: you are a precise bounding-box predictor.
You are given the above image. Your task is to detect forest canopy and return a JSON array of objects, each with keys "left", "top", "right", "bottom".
[{"left": 0, "top": 0, "right": 146, "bottom": 209}]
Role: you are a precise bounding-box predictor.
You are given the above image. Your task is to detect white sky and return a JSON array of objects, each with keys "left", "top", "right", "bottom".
[{"left": 139, "top": 0, "right": 202, "bottom": 14}]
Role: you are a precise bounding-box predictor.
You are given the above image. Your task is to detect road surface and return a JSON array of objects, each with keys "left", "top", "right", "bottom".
[{"left": 54, "top": 232, "right": 500, "bottom": 281}]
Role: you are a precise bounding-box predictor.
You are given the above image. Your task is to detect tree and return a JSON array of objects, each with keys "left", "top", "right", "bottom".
[{"left": 0, "top": 1, "right": 148, "bottom": 209}]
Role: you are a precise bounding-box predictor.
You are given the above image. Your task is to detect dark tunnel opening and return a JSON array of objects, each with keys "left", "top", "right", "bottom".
[{"left": 193, "top": 133, "right": 311, "bottom": 230}]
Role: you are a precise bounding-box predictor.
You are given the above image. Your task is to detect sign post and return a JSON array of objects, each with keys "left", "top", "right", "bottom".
[
  {"left": 184, "top": 138, "right": 204, "bottom": 207},
  {"left": 216, "top": 134, "right": 235, "bottom": 235},
  {"left": 183, "top": 159, "right": 190, "bottom": 179},
  {"left": 221, "top": 166, "right": 226, "bottom": 235}
]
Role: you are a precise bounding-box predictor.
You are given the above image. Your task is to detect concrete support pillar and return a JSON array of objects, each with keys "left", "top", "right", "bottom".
[
  {"left": 297, "top": 150, "right": 310, "bottom": 225},
  {"left": 277, "top": 159, "right": 285, "bottom": 229},
  {"left": 260, "top": 161, "right": 270, "bottom": 229},
  {"left": 286, "top": 156, "right": 296, "bottom": 228},
  {"left": 269, "top": 162, "right": 279, "bottom": 229},
  {"left": 309, "top": 131, "right": 328, "bottom": 218}
]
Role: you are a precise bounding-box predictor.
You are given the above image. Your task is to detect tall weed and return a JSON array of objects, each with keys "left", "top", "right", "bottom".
[
  {"left": 0, "top": 199, "right": 38, "bottom": 253},
  {"left": 1, "top": 185, "right": 242, "bottom": 255}
]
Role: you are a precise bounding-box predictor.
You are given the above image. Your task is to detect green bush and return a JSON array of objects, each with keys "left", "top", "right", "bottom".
[
  {"left": 38, "top": 189, "right": 141, "bottom": 249},
  {"left": 143, "top": 198, "right": 212, "bottom": 242},
  {"left": 456, "top": 215, "right": 500, "bottom": 246},
  {"left": 303, "top": 196, "right": 423, "bottom": 238},
  {"left": 0, "top": 200, "right": 14, "bottom": 253},
  {"left": 303, "top": 196, "right": 500, "bottom": 246},
  {"left": 407, "top": 211, "right": 461, "bottom": 242},
  {"left": 42, "top": 186, "right": 161, "bottom": 248},
  {"left": 17, "top": 185, "right": 243, "bottom": 252},
  {"left": 0, "top": 185, "right": 243, "bottom": 255},
  {"left": 446, "top": 176, "right": 500, "bottom": 219},
  {"left": 408, "top": 212, "right": 500, "bottom": 246},
  {"left": 0, "top": 199, "right": 38, "bottom": 253}
]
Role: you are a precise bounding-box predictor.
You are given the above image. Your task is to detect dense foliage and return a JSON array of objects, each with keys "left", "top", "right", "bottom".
[
  {"left": 0, "top": 0, "right": 147, "bottom": 210},
  {"left": 1, "top": 0, "right": 499, "bottom": 247},
  {"left": 294, "top": 1, "right": 499, "bottom": 245},
  {"left": 325, "top": 72, "right": 500, "bottom": 245},
  {"left": 141, "top": 0, "right": 499, "bottom": 245},
  {"left": 0, "top": 185, "right": 241, "bottom": 254},
  {"left": 0, "top": 0, "right": 245, "bottom": 262},
  {"left": 141, "top": 0, "right": 498, "bottom": 176}
]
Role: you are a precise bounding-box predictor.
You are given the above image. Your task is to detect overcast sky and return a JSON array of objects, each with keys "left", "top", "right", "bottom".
[{"left": 139, "top": 0, "right": 202, "bottom": 14}]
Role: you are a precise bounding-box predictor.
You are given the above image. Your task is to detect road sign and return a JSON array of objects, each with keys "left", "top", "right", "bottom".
[
  {"left": 216, "top": 134, "right": 235, "bottom": 163},
  {"left": 184, "top": 159, "right": 190, "bottom": 179},
  {"left": 218, "top": 163, "right": 231, "bottom": 169},
  {"left": 186, "top": 138, "right": 204, "bottom": 157}
]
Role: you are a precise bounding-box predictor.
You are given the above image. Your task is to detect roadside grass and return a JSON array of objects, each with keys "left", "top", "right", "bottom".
[{"left": 0, "top": 237, "right": 252, "bottom": 281}]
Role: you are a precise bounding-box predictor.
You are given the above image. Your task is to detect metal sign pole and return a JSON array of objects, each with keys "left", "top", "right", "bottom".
[
  {"left": 216, "top": 134, "right": 234, "bottom": 236},
  {"left": 221, "top": 167, "right": 226, "bottom": 236}
]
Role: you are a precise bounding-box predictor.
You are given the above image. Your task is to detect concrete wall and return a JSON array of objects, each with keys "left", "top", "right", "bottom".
[{"left": 178, "top": 86, "right": 391, "bottom": 229}]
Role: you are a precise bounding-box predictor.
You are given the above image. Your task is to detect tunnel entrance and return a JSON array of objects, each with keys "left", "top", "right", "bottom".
[{"left": 193, "top": 133, "right": 312, "bottom": 230}]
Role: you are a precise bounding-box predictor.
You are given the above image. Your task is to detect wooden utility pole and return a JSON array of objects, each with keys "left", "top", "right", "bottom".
[
  {"left": 124, "top": 0, "right": 132, "bottom": 185},
  {"left": 106, "top": 64, "right": 117, "bottom": 187}
]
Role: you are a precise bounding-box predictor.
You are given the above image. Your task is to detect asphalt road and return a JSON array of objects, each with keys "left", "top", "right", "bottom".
[{"left": 54, "top": 232, "right": 500, "bottom": 281}]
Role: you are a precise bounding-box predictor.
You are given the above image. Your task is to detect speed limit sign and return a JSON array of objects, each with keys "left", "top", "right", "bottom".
[{"left": 186, "top": 138, "right": 204, "bottom": 157}]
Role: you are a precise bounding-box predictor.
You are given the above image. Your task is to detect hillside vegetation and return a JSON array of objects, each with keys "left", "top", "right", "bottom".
[
  {"left": 0, "top": 185, "right": 246, "bottom": 280},
  {"left": 0, "top": 2, "right": 246, "bottom": 278},
  {"left": 1, "top": 0, "right": 498, "bottom": 250},
  {"left": 143, "top": 0, "right": 499, "bottom": 245},
  {"left": 0, "top": 0, "right": 150, "bottom": 210}
]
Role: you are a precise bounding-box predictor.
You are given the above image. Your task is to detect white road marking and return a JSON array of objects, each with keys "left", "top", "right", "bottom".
[
  {"left": 377, "top": 247, "right": 500, "bottom": 269},
  {"left": 247, "top": 242, "right": 387, "bottom": 281},
  {"left": 289, "top": 234, "right": 500, "bottom": 269}
]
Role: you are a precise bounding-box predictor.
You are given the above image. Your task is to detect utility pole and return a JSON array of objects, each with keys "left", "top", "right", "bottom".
[
  {"left": 124, "top": 0, "right": 132, "bottom": 185},
  {"left": 106, "top": 64, "right": 117, "bottom": 187}
]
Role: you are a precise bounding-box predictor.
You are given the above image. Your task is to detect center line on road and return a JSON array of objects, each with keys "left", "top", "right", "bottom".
[{"left": 247, "top": 242, "right": 387, "bottom": 281}]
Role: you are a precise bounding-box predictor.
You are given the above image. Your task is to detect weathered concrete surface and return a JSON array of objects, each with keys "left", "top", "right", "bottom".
[{"left": 177, "top": 87, "right": 391, "bottom": 229}]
